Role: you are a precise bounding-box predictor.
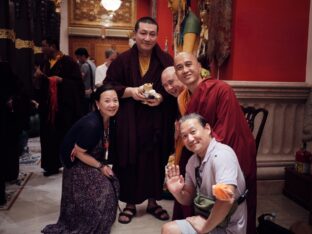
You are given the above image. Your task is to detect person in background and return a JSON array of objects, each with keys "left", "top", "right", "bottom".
[
  {"left": 162, "top": 113, "right": 247, "bottom": 234},
  {"left": 173, "top": 52, "right": 257, "bottom": 234},
  {"left": 42, "top": 83, "right": 120, "bottom": 234},
  {"left": 106, "top": 16, "right": 176, "bottom": 224},
  {"left": 0, "top": 60, "right": 31, "bottom": 184},
  {"left": 0, "top": 61, "right": 19, "bottom": 205},
  {"left": 95, "top": 48, "right": 118, "bottom": 87},
  {"left": 75, "top": 47, "right": 96, "bottom": 112},
  {"left": 34, "top": 37, "right": 85, "bottom": 177}
]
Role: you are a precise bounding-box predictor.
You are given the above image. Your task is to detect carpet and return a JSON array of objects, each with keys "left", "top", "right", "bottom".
[
  {"left": 0, "top": 172, "right": 33, "bottom": 210},
  {"left": 0, "top": 137, "right": 40, "bottom": 211}
]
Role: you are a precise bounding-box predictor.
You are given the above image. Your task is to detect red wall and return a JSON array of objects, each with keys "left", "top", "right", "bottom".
[
  {"left": 222, "top": 0, "right": 310, "bottom": 82},
  {"left": 157, "top": 0, "right": 174, "bottom": 54},
  {"left": 138, "top": 0, "right": 310, "bottom": 82},
  {"left": 137, "top": 0, "right": 150, "bottom": 19}
]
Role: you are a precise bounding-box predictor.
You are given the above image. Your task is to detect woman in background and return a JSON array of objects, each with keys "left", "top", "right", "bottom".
[{"left": 42, "top": 83, "right": 119, "bottom": 234}]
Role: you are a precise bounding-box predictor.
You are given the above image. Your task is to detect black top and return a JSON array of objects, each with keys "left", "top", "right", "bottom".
[{"left": 60, "top": 111, "right": 105, "bottom": 168}]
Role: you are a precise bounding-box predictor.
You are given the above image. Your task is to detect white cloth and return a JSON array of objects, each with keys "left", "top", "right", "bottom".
[
  {"left": 185, "top": 138, "right": 247, "bottom": 234},
  {"left": 95, "top": 63, "right": 109, "bottom": 86}
]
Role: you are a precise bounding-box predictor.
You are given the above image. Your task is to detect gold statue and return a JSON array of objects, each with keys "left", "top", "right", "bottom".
[{"left": 168, "top": 0, "right": 201, "bottom": 55}]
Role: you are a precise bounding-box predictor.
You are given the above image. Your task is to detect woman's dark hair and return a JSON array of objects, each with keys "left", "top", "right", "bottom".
[{"left": 92, "top": 82, "right": 117, "bottom": 102}]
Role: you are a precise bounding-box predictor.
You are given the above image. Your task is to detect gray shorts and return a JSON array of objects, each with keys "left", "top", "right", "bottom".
[{"left": 175, "top": 219, "right": 197, "bottom": 234}]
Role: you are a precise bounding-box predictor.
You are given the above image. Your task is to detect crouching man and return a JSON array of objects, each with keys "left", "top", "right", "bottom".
[{"left": 162, "top": 113, "right": 247, "bottom": 234}]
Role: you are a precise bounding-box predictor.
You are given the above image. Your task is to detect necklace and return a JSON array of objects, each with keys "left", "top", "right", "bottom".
[
  {"left": 103, "top": 124, "right": 109, "bottom": 160},
  {"left": 103, "top": 127, "right": 109, "bottom": 149}
]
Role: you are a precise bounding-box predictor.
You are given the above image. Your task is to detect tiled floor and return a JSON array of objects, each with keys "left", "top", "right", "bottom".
[{"left": 0, "top": 138, "right": 310, "bottom": 234}]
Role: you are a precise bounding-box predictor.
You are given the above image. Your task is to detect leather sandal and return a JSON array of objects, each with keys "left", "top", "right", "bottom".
[
  {"left": 146, "top": 205, "right": 169, "bottom": 221},
  {"left": 118, "top": 207, "right": 136, "bottom": 224}
]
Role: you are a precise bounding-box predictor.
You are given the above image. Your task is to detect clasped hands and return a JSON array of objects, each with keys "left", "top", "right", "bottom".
[{"left": 70, "top": 146, "right": 114, "bottom": 178}]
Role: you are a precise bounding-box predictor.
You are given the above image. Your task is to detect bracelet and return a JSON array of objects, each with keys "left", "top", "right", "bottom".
[{"left": 96, "top": 162, "right": 105, "bottom": 171}]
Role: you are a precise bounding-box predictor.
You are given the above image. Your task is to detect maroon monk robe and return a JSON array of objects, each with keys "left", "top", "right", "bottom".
[
  {"left": 186, "top": 78, "right": 257, "bottom": 234},
  {"left": 106, "top": 44, "right": 176, "bottom": 204},
  {"left": 39, "top": 55, "right": 85, "bottom": 174}
]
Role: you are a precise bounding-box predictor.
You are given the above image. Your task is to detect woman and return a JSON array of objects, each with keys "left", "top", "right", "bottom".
[{"left": 42, "top": 83, "right": 120, "bottom": 234}]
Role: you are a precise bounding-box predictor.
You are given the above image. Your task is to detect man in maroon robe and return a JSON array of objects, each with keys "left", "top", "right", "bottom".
[
  {"left": 106, "top": 17, "right": 177, "bottom": 224},
  {"left": 34, "top": 38, "right": 85, "bottom": 176},
  {"left": 173, "top": 52, "right": 257, "bottom": 234}
]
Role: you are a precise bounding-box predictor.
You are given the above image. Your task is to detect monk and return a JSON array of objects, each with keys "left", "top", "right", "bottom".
[
  {"left": 174, "top": 52, "right": 257, "bottom": 234},
  {"left": 106, "top": 16, "right": 177, "bottom": 224},
  {"left": 34, "top": 37, "right": 85, "bottom": 177}
]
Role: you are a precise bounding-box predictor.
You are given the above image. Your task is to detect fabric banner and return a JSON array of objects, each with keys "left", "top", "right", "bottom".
[{"left": 207, "top": 0, "right": 232, "bottom": 67}]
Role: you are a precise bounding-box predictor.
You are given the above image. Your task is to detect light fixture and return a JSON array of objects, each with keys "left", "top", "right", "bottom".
[{"left": 101, "top": 0, "right": 122, "bottom": 12}]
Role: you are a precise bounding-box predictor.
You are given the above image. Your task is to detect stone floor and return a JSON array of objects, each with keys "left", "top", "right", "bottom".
[{"left": 0, "top": 138, "right": 310, "bottom": 233}]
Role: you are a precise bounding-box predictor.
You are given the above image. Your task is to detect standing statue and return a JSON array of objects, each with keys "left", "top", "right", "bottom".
[
  {"left": 169, "top": 0, "right": 201, "bottom": 55},
  {"left": 197, "top": 0, "right": 210, "bottom": 58}
]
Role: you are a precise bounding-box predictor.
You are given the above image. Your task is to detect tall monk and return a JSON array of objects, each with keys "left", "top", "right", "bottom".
[
  {"left": 106, "top": 17, "right": 177, "bottom": 224},
  {"left": 174, "top": 52, "right": 257, "bottom": 234}
]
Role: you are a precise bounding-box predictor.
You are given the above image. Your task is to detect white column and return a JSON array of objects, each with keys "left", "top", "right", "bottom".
[{"left": 60, "top": 0, "right": 68, "bottom": 54}]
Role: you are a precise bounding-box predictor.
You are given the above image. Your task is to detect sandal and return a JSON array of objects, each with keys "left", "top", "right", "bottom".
[
  {"left": 118, "top": 207, "right": 136, "bottom": 224},
  {"left": 146, "top": 205, "right": 170, "bottom": 221}
]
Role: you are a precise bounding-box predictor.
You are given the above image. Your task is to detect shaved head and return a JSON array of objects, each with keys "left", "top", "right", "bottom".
[
  {"left": 174, "top": 52, "right": 201, "bottom": 93},
  {"left": 161, "top": 66, "right": 185, "bottom": 97}
]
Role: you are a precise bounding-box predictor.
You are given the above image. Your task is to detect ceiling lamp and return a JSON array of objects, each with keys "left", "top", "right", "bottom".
[{"left": 101, "top": 0, "right": 122, "bottom": 12}]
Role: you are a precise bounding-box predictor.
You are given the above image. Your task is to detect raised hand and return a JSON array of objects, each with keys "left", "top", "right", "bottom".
[{"left": 165, "top": 165, "right": 185, "bottom": 194}]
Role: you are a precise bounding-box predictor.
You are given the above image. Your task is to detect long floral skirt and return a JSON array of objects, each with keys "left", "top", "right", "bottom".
[{"left": 42, "top": 162, "right": 119, "bottom": 234}]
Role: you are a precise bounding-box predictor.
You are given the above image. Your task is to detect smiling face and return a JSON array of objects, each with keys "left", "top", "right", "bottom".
[
  {"left": 180, "top": 118, "right": 211, "bottom": 158},
  {"left": 161, "top": 67, "right": 185, "bottom": 97},
  {"left": 95, "top": 90, "right": 119, "bottom": 120},
  {"left": 134, "top": 22, "right": 158, "bottom": 55},
  {"left": 174, "top": 52, "right": 202, "bottom": 92}
]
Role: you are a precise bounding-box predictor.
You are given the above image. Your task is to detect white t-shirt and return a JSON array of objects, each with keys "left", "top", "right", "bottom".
[
  {"left": 95, "top": 63, "right": 109, "bottom": 86},
  {"left": 185, "top": 138, "right": 247, "bottom": 234}
]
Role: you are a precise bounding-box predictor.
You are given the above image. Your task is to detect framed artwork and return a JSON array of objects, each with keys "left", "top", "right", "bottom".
[{"left": 69, "top": 0, "right": 136, "bottom": 30}]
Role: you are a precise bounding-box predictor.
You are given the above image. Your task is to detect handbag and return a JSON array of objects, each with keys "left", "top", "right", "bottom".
[
  {"left": 193, "top": 166, "right": 242, "bottom": 228},
  {"left": 193, "top": 193, "right": 238, "bottom": 228}
]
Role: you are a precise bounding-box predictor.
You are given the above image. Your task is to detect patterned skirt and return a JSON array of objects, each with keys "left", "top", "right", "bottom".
[{"left": 42, "top": 161, "right": 119, "bottom": 234}]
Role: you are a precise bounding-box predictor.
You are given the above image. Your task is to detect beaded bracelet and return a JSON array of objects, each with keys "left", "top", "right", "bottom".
[{"left": 97, "top": 162, "right": 105, "bottom": 171}]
